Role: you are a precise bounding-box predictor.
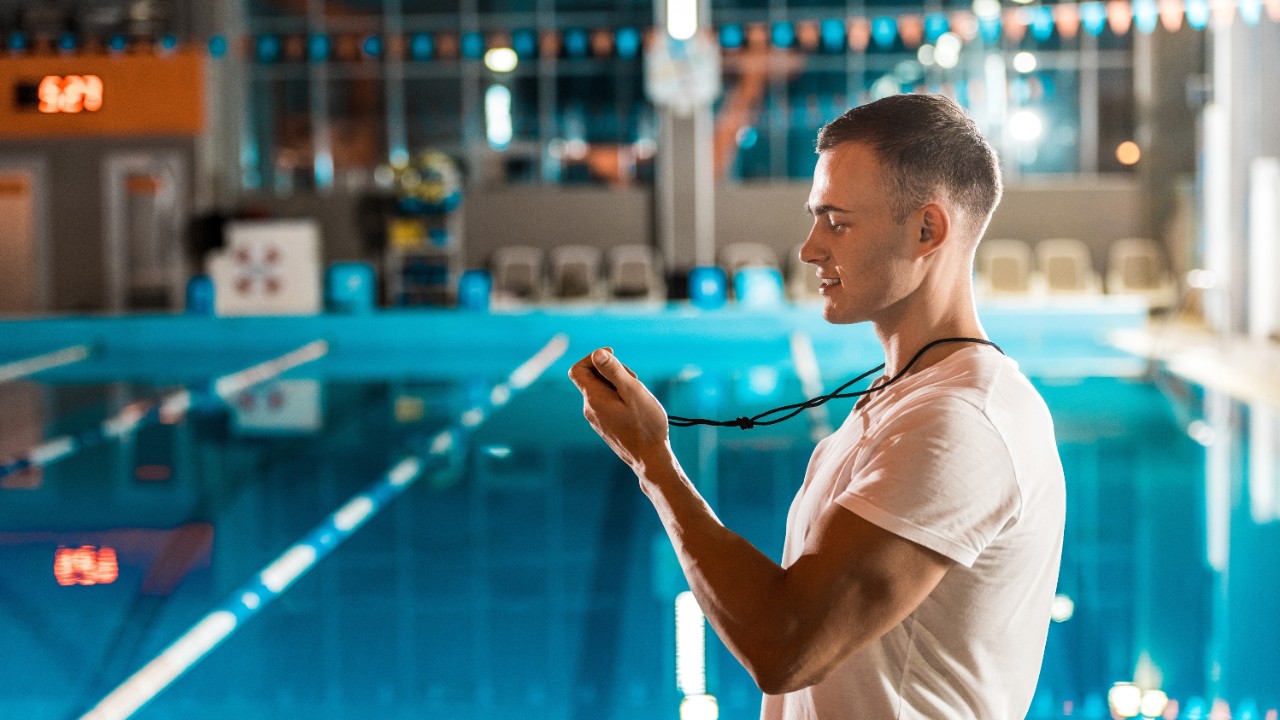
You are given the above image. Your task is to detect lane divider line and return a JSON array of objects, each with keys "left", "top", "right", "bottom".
[
  {"left": 79, "top": 334, "right": 569, "bottom": 720},
  {"left": 0, "top": 344, "right": 92, "bottom": 384},
  {"left": 0, "top": 340, "right": 329, "bottom": 481}
]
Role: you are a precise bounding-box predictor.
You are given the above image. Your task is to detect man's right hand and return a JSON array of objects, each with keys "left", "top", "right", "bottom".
[{"left": 567, "top": 348, "right": 671, "bottom": 473}]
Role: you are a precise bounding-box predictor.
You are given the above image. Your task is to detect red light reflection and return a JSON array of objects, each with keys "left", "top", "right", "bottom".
[{"left": 54, "top": 545, "right": 119, "bottom": 586}]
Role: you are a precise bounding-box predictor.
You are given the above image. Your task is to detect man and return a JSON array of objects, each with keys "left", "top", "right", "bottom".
[{"left": 568, "top": 93, "right": 1065, "bottom": 719}]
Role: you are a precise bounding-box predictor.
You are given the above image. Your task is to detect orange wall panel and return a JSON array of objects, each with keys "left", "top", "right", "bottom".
[{"left": 0, "top": 50, "right": 205, "bottom": 138}]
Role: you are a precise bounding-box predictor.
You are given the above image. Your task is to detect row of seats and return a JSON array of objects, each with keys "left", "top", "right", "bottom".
[
  {"left": 490, "top": 242, "right": 821, "bottom": 304},
  {"left": 490, "top": 237, "right": 1178, "bottom": 308},
  {"left": 976, "top": 237, "right": 1178, "bottom": 308},
  {"left": 491, "top": 244, "right": 667, "bottom": 303}
]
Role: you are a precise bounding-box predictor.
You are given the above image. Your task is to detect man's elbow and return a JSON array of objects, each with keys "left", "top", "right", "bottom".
[
  {"left": 742, "top": 647, "right": 832, "bottom": 697},
  {"left": 741, "top": 622, "right": 877, "bottom": 695}
]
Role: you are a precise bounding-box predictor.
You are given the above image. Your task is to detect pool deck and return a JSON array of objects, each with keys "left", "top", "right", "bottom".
[{"left": 1110, "top": 321, "right": 1280, "bottom": 409}]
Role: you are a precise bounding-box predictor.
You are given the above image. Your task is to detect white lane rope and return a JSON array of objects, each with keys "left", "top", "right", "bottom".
[{"left": 79, "top": 334, "right": 569, "bottom": 720}]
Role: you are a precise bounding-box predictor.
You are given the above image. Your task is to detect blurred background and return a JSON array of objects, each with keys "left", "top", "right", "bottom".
[{"left": 0, "top": 0, "right": 1278, "bottom": 719}]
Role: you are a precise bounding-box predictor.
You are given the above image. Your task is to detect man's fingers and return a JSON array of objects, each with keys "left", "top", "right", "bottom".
[
  {"left": 568, "top": 348, "right": 640, "bottom": 400},
  {"left": 591, "top": 348, "right": 638, "bottom": 388},
  {"left": 568, "top": 351, "right": 620, "bottom": 395}
]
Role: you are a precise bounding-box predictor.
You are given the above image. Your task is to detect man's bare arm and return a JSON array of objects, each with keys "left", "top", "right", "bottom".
[{"left": 568, "top": 348, "right": 952, "bottom": 694}]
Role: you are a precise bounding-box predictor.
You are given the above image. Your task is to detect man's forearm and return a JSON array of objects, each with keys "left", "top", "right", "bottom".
[{"left": 633, "top": 445, "right": 799, "bottom": 690}]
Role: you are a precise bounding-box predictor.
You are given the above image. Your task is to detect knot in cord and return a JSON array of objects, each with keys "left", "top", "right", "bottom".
[{"left": 735, "top": 416, "right": 755, "bottom": 430}]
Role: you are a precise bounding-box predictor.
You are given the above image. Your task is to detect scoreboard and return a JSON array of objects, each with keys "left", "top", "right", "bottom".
[{"left": 0, "top": 49, "right": 204, "bottom": 137}]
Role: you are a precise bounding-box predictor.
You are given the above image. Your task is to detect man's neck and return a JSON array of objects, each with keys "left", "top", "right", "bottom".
[{"left": 872, "top": 291, "right": 985, "bottom": 379}]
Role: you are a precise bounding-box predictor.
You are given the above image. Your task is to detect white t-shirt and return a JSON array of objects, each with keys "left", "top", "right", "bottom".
[{"left": 760, "top": 345, "right": 1065, "bottom": 720}]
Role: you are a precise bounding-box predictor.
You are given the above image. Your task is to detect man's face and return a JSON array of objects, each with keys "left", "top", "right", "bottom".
[{"left": 800, "top": 142, "right": 920, "bottom": 326}]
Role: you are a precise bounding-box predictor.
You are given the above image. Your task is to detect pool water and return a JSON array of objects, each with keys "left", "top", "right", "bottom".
[{"left": 0, "top": 331, "right": 1277, "bottom": 719}]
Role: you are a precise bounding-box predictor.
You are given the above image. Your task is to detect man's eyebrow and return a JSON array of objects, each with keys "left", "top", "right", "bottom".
[{"left": 804, "top": 202, "right": 851, "bottom": 216}]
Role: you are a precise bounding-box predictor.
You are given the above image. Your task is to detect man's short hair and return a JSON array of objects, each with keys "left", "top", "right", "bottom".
[{"left": 815, "top": 93, "right": 1003, "bottom": 238}]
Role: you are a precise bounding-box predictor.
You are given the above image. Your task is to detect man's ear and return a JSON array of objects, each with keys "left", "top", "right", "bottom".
[{"left": 915, "top": 203, "right": 951, "bottom": 259}]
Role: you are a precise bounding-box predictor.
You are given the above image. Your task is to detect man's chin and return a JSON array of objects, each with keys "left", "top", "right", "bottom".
[{"left": 820, "top": 305, "right": 864, "bottom": 326}]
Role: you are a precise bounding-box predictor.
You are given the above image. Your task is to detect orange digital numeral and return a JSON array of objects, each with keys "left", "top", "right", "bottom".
[
  {"left": 36, "top": 75, "right": 104, "bottom": 114},
  {"left": 54, "top": 545, "right": 119, "bottom": 586}
]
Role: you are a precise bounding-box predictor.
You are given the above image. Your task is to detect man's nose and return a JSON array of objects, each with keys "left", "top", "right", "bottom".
[{"left": 798, "top": 224, "right": 826, "bottom": 266}]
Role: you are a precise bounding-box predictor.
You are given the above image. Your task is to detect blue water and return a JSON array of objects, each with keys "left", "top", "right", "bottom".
[{"left": 0, "top": 318, "right": 1277, "bottom": 719}]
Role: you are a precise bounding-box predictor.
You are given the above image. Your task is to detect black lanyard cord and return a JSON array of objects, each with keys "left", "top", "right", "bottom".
[{"left": 667, "top": 337, "right": 1004, "bottom": 430}]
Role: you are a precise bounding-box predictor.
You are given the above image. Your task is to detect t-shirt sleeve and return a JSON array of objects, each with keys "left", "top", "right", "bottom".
[{"left": 833, "top": 394, "right": 1020, "bottom": 567}]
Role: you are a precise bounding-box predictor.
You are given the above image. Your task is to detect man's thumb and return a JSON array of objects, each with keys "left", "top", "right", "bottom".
[{"left": 592, "top": 348, "right": 627, "bottom": 384}]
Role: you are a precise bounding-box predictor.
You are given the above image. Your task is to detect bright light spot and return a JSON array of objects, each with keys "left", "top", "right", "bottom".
[
  {"left": 390, "top": 456, "right": 423, "bottom": 485},
  {"left": 680, "top": 693, "right": 720, "bottom": 720},
  {"left": 667, "top": 0, "right": 698, "bottom": 40},
  {"left": 1012, "top": 0, "right": 1034, "bottom": 5},
  {"left": 333, "top": 495, "right": 375, "bottom": 532},
  {"left": 373, "top": 164, "right": 395, "bottom": 188},
  {"left": 747, "top": 366, "right": 780, "bottom": 396},
  {"left": 485, "top": 84, "right": 513, "bottom": 150},
  {"left": 918, "top": 44, "right": 936, "bottom": 66},
  {"left": 935, "top": 32, "right": 962, "bottom": 68},
  {"left": 490, "top": 384, "right": 512, "bottom": 406},
  {"left": 564, "top": 138, "right": 589, "bottom": 160},
  {"left": 241, "top": 592, "right": 260, "bottom": 610},
  {"left": 1117, "top": 140, "right": 1142, "bottom": 165},
  {"left": 260, "top": 544, "right": 318, "bottom": 593},
  {"left": 1051, "top": 593, "right": 1075, "bottom": 622},
  {"left": 159, "top": 392, "right": 192, "bottom": 422},
  {"left": 675, "top": 591, "right": 707, "bottom": 695},
  {"left": 1141, "top": 689, "right": 1170, "bottom": 718},
  {"left": 973, "top": 0, "right": 1002, "bottom": 18},
  {"left": 869, "top": 74, "right": 900, "bottom": 101},
  {"left": 1109, "top": 682, "right": 1143, "bottom": 718},
  {"left": 482, "top": 445, "right": 513, "bottom": 459},
  {"left": 483, "top": 47, "right": 518, "bottom": 73},
  {"left": 428, "top": 431, "right": 455, "bottom": 457},
  {"left": 1014, "top": 51, "right": 1037, "bottom": 73},
  {"left": 1009, "top": 109, "right": 1044, "bottom": 142},
  {"left": 461, "top": 408, "right": 485, "bottom": 427},
  {"left": 1187, "top": 269, "right": 1215, "bottom": 289},
  {"left": 1188, "top": 419, "right": 1216, "bottom": 446},
  {"left": 32, "top": 436, "right": 76, "bottom": 465},
  {"left": 677, "top": 365, "right": 703, "bottom": 381},
  {"left": 935, "top": 32, "right": 962, "bottom": 56}
]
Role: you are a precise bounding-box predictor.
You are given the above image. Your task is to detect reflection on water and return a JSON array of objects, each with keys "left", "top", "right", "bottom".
[{"left": 0, "top": 366, "right": 1277, "bottom": 719}]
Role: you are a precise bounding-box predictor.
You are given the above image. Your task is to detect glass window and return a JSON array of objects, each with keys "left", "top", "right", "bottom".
[
  {"left": 245, "top": 0, "right": 307, "bottom": 21},
  {"left": 328, "top": 76, "right": 388, "bottom": 185},
  {"left": 1008, "top": 66, "right": 1082, "bottom": 174},
  {"left": 248, "top": 75, "right": 315, "bottom": 193},
  {"left": 325, "top": 0, "right": 382, "bottom": 16},
  {"left": 718, "top": 69, "right": 773, "bottom": 181},
  {"left": 478, "top": 0, "right": 538, "bottom": 12},
  {"left": 406, "top": 77, "right": 464, "bottom": 155},
  {"left": 239, "top": 0, "right": 1136, "bottom": 190},
  {"left": 402, "top": 0, "right": 462, "bottom": 14},
  {"left": 553, "top": 0, "right": 649, "bottom": 11},
  {"left": 1096, "top": 67, "right": 1136, "bottom": 173}
]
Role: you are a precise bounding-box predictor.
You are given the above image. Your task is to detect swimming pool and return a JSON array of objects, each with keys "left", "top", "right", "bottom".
[{"left": 0, "top": 302, "right": 1276, "bottom": 719}]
